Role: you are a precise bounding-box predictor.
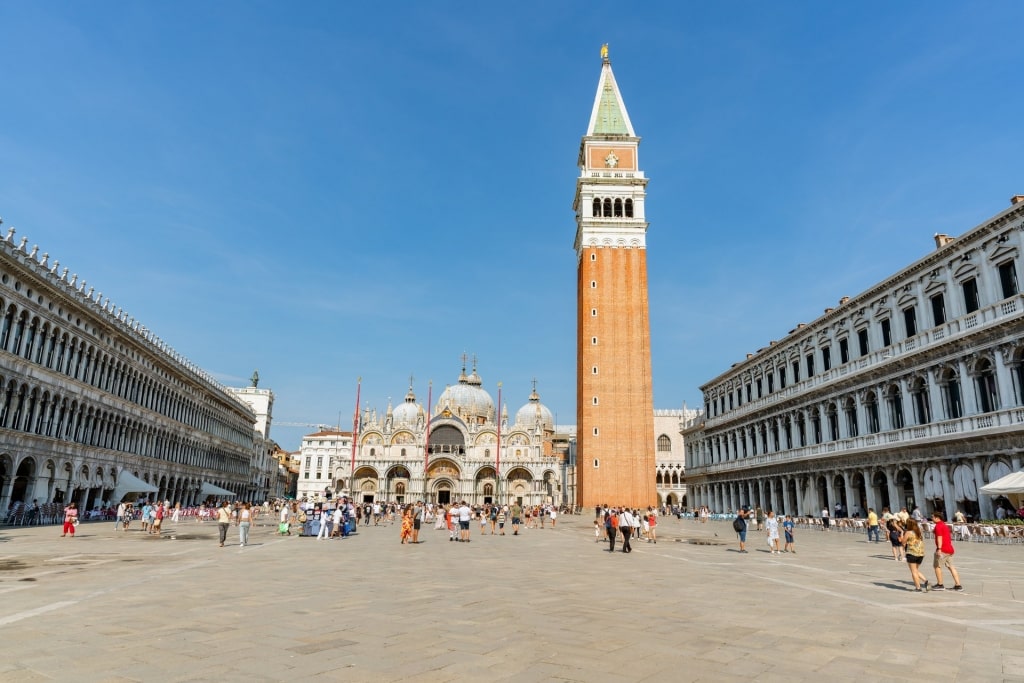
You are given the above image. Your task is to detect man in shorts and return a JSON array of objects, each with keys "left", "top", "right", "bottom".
[
  {"left": 931, "top": 511, "right": 963, "bottom": 591},
  {"left": 458, "top": 501, "right": 471, "bottom": 542},
  {"left": 412, "top": 501, "right": 423, "bottom": 543},
  {"left": 510, "top": 502, "right": 522, "bottom": 535}
]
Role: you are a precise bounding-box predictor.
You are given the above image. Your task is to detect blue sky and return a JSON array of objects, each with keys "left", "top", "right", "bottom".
[{"left": 1, "top": 3, "right": 1020, "bottom": 450}]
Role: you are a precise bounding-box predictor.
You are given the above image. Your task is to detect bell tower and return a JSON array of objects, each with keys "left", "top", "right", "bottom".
[{"left": 574, "top": 45, "right": 655, "bottom": 509}]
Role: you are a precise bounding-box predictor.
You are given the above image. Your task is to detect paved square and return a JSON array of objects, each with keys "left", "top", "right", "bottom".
[{"left": 1, "top": 514, "right": 1023, "bottom": 681}]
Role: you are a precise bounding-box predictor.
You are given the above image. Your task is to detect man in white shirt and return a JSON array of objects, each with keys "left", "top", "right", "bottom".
[
  {"left": 619, "top": 507, "right": 636, "bottom": 553},
  {"left": 458, "top": 501, "right": 472, "bottom": 542},
  {"left": 332, "top": 505, "right": 344, "bottom": 539},
  {"left": 372, "top": 502, "right": 381, "bottom": 526}
]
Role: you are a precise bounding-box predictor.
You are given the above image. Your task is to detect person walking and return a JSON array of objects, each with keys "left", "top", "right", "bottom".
[
  {"left": 61, "top": 501, "right": 78, "bottom": 538},
  {"left": 647, "top": 507, "right": 658, "bottom": 543},
  {"left": 782, "top": 514, "right": 796, "bottom": 553},
  {"left": 316, "top": 505, "right": 332, "bottom": 540},
  {"left": 931, "top": 511, "right": 963, "bottom": 591},
  {"left": 619, "top": 507, "right": 635, "bottom": 553},
  {"left": 237, "top": 502, "right": 252, "bottom": 547},
  {"left": 733, "top": 506, "right": 750, "bottom": 553},
  {"left": 605, "top": 508, "right": 618, "bottom": 553},
  {"left": 458, "top": 501, "right": 471, "bottom": 542},
  {"left": 115, "top": 502, "right": 127, "bottom": 531},
  {"left": 900, "top": 518, "right": 929, "bottom": 591},
  {"left": 171, "top": 502, "right": 182, "bottom": 523},
  {"left": 400, "top": 506, "right": 413, "bottom": 544},
  {"left": 511, "top": 502, "right": 522, "bottom": 535},
  {"left": 867, "top": 508, "right": 880, "bottom": 543},
  {"left": 216, "top": 501, "right": 232, "bottom": 547},
  {"left": 765, "top": 510, "right": 780, "bottom": 554},
  {"left": 412, "top": 502, "right": 424, "bottom": 543},
  {"left": 887, "top": 519, "right": 904, "bottom": 561}
]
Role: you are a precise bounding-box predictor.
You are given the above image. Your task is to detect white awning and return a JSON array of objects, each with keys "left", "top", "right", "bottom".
[
  {"left": 200, "top": 482, "right": 236, "bottom": 498},
  {"left": 110, "top": 469, "right": 159, "bottom": 503},
  {"left": 979, "top": 471, "right": 1024, "bottom": 496}
]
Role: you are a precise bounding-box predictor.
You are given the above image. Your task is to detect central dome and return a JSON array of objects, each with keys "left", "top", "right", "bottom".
[{"left": 435, "top": 360, "right": 494, "bottom": 424}]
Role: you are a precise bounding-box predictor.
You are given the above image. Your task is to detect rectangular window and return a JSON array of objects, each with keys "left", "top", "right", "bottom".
[
  {"left": 767, "top": 374, "right": 775, "bottom": 393},
  {"left": 792, "top": 360, "right": 800, "bottom": 383},
  {"left": 930, "top": 293, "right": 946, "bottom": 326},
  {"left": 756, "top": 379, "right": 763, "bottom": 397},
  {"left": 839, "top": 338, "right": 849, "bottom": 364},
  {"left": 857, "top": 329, "right": 869, "bottom": 357},
  {"left": 999, "top": 261, "right": 1018, "bottom": 298},
  {"left": 822, "top": 347, "right": 831, "bottom": 371},
  {"left": 779, "top": 367, "right": 787, "bottom": 389},
  {"left": 806, "top": 353, "right": 814, "bottom": 377},
  {"left": 745, "top": 384, "right": 752, "bottom": 402},
  {"left": 880, "top": 319, "right": 892, "bottom": 347},
  {"left": 903, "top": 306, "right": 917, "bottom": 337},
  {"left": 962, "top": 277, "right": 980, "bottom": 313}
]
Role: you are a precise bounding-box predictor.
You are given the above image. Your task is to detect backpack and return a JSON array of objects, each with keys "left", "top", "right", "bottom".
[{"left": 732, "top": 516, "right": 746, "bottom": 533}]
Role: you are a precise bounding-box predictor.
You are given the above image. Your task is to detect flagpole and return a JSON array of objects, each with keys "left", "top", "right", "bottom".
[
  {"left": 496, "top": 381, "right": 502, "bottom": 504},
  {"left": 349, "top": 377, "right": 361, "bottom": 500},
  {"left": 423, "top": 381, "right": 432, "bottom": 502}
]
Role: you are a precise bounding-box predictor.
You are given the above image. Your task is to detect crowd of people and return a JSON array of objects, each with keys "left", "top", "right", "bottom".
[{"left": 595, "top": 505, "right": 661, "bottom": 553}]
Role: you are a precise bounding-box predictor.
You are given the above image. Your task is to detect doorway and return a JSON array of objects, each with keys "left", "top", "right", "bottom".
[{"left": 437, "top": 490, "right": 451, "bottom": 505}]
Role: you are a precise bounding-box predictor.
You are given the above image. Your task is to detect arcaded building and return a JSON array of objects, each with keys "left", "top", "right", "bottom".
[
  {"left": 0, "top": 222, "right": 275, "bottom": 512},
  {"left": 684, "top": 197, "right": 1024, "bottom": 522},
  {"left": 575, "top": 47, "right": 656, "bottom": 509}
]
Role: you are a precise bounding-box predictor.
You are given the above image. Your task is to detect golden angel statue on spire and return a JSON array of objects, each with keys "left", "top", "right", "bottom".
[{"left": 600, "top": 43, "right": 609, "bottom": 61}]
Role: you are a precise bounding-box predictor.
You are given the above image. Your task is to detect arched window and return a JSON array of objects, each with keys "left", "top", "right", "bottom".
[
  {"left": 844, "top": 398, "right": 859, "bottom": 437},
  {"left": 592, "top": 198, "right": 601, "bottom": 217},
  {"left": 613, "top": 198, "right": 623, "bottom": 217},
  {"left": 602, "top": 198, "right": 612, "bottom": 217},
  {"left": 624, "top": 198, "right": 634, "bottom": 218},
  {"left": 657, "top": 435, "right": 671, "bottom": 452}
]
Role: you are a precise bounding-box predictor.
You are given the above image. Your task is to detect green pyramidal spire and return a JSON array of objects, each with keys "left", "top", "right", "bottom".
[{"left": 587, "top": 45, "right": 636, "bottom": 137}]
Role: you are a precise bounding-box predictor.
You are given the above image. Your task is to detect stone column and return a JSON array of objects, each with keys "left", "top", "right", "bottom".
[
  {"left": 972, "top": 459, "right": 993, "bottom": 519},
  {"left": 938, "top": 462, "right": 955, "bottom": 521},
  {"left": 861, "top": 468, "right": 877, "bottom": 512},
  {"left": 958, "top": 358, "right": 979, "bottom": 415},
  {"left": 843, "top": 473, "right": 857, "bottom": 517},
  {"left": 825, "top": 473, "right": 836, "bottom": 516},
  {"left": 913, "top": 462, "right": 929, "bottom": 509},
  {"left": 766, "top": 479, "right": 775, "bottom": 513},
  {"left": 993, "top": 347, "right": 1015, "bottom": 409},
  {"left": 885, "top": 467, "right": 900, "bottom": 513},
  {"left": 927, "top": 369, "right": 944, "bottom": 422}
]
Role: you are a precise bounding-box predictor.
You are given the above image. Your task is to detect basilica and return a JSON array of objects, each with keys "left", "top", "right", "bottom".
[{"left": 320, "top": 360, "right": 566, "bottom": 507}]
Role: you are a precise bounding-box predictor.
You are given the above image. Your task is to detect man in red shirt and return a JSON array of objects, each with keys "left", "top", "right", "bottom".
[{"left": 931, "top": 511, "right": 963, "bottom": 591}]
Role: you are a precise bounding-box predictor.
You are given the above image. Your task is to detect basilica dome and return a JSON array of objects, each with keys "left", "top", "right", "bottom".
[
  {"left": 435, "top": 361, "right": 495, "bottom": 424},
  {"left": 392, "top": 384, "right": 421, "bottom": 427},
  {"left": 515, "top": 385, "right": 554, "bottom": 430}
]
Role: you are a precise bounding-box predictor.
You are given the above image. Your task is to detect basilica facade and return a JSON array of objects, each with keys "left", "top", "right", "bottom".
[
  {"left": 684, "top": 197, "right": 1024, "bottom": 521},
  {"left": 329, "top": 362, "right": 565, "bottom": 507}
]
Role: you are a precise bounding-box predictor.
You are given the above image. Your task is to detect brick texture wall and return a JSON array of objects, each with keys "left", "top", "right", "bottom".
[{"left": 577, "top": 245, "right": 656, "bottom": 508}]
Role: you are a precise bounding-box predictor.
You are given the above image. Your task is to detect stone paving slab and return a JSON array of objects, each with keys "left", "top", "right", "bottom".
[{"left": 1, "top": 516, "right": 1023, "bottom": 681}]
